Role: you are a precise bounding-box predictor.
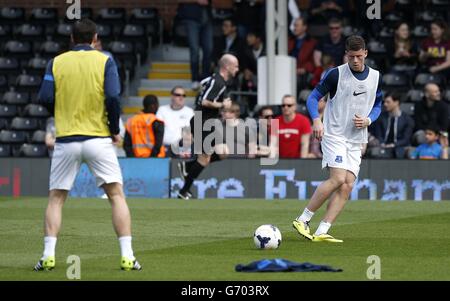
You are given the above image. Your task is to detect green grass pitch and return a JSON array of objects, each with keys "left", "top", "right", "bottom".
[{"left": 0, "top": 197, "right": 449, "bottom": 280}]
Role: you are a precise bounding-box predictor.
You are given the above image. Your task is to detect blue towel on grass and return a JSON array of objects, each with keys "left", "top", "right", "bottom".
[{"left": 235, "top": 258, "right": 342, "bottom": 272}]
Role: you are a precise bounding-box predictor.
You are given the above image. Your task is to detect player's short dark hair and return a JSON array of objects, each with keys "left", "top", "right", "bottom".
[
  {"left": 385, "top": 91, "right": 402, "bottom": 103},
  {"left": 143, "top": 94, "right": 159, "bottom": 113},
  {"left": 72, "top": 18, "right": 97, "bottom": 44},
  {"left": 345, "top": 35, "right": 366, "bottom": 51}
]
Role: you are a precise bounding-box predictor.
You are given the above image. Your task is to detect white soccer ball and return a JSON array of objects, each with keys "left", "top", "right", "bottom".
[{"left": 253, "top": 224, "right": 282, "bottom": 249}]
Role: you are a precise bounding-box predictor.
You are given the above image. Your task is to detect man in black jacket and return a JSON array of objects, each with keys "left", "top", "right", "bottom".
[
  {"left": 371, "top": 92, "right": 414, "bottom": 158},
  {"left": 413, "top": 83, "right": 449, "bottom": 145}
]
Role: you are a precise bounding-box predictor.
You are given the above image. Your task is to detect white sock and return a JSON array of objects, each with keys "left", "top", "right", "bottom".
[
  {"left": 297, "top": 208, "right": 314, "bottom": 223},
  {"left": 315, "top": 221, "right": 332, "bottom": 236},
  {"left": 42, "top": 236, "right": 57, "bottom": 259},
  {"left": 119, "top": 236, "right": 134, "bottom": 260}
]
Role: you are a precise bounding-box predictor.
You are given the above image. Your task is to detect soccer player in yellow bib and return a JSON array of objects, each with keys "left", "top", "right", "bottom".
[{"left": 34, "top": 19, "right": 141, "bottom": 271}]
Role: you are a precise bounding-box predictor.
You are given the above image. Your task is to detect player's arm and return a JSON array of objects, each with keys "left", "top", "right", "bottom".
[
  {"left": 104, "top": 57, "right": 121, "bottom": 139},
  {"left": 200, "top": 79, "right": 231, "bottom": 109},
  {"left": 306, "top": 68, "right": 338, "bottom": 139},
  {"left": 355, "top": 74, "right": 383, "bottom": 129},
  {"left": 300, "top": 134, "right": 310, "bottom": 158},
  {"left": 366, "top": 74, "right": 384, "bottom": 125},
  {"left": 150, "top": 120, "right": 164, "bottom": 157},
  {"left": 37, "top": 59, "right": 55, "bottom": 114},
  {"left": 123, "top": 130, "right": 134, "bottom": 157}
]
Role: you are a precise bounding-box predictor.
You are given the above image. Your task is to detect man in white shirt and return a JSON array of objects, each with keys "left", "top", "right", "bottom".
[{"left": 156, "top": 86, "right": 194, "bottom": 155}]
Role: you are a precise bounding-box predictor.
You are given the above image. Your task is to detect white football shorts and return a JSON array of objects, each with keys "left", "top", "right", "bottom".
[
  {"left": 321, "top": 136, "right": 363, "bottom": 177},
  {"left": 49, "top": 137, "right": 123, "bottom": 191}
]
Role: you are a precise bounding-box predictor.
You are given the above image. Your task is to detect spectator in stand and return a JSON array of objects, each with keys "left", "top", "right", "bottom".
[
  {"left": 370, "top": 92, "right": 414, "bottom": 158},
  {"left": 413, "top": 83, "right": 449, "bottom": 145},
  {"left": 170, "top": 127, "right": 193, "bottom": 159},
  {"left": 124, "top": 95, "right": 165, "bottom": 158},
  {"left": 241, "top": 30, "right": 265, "bottom": 110},
  {"left": 419, "top": 19, "right": 450, "bottom": 77},
  {"left": 177, "top": 0, "right": 213, "bottom": 90},
  {"left": 156, "top": 86, "right": 194, "bottom": 157},
  {"left": 410, "top": 126, "right": 448, "bottom": 160},
  {"left": 233, "top": 0, "right": 265, "bottom": 39},
  {"left": 310, "top": 54, "right": 335, "bottom": 87},
  {"left": 288, "top": 16, "right": 317, "bottom": 91},
  {"left": 386, "top": 22, "right": 419, "bottom": 69},
  {"left": 221, "top": 102, "right": 257, "bottom": 158},
  {"left": 309, "top": 0, "right": 349, "bottom": 25},
  {"left": 313, "top": 18, "right": 345, "bottom": 68},
  {"left": 275, "top": 95, "right": 312, "bottom": 158},
  {"left": 212, "top": 18, "right": 246, "bottom": 67},
  {"left": 256, "top": 106, "right": 277, "bottom": 158}
]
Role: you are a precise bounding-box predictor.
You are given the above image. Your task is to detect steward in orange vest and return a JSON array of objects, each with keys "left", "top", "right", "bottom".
[{"left": 124, "top": 95, "right": 165, "bottom": 157}]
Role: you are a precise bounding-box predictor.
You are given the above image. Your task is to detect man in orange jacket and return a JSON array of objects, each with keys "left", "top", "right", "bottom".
[{"left": 124, "top": 95, "right": 165, "bottom": 157}]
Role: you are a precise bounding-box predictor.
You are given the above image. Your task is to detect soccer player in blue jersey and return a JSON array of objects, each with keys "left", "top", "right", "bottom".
[
  {"left": 34, "top": 19, "right": 141, "bottom": 271},
  {"left": 293, "top": 35, "right": 383, "bottom": 242}
]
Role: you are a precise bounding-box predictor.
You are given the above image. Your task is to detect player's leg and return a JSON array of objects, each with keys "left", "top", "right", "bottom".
[
  {"left": 178, "top": 153, "right": 211, "bottom": 199},
  {"left": 84, "top": 138, "right": 141, "bottom": 270},
  {"left": 293, "top": 167, "right": 347, "bottom": 240},
  {"left": 323, "top": 170, "right": 356, "bottom": 224},
  {"left": 35, "top": 142, "right": 82, "bottom": 271}
]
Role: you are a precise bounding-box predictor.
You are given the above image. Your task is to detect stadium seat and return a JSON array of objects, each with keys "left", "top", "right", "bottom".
[
  {"left": 414, "top": 73, "right": 445, "bottom": 87},
  {"left": 405, "top": 89, "right": 424, "bottom": 102},
  {"left": 26, "top": 57, "right": 49, "bottom": 75},
  {"left": 382, "top": 73, "right": 410, "bottom": 92},
  {"left": 342, "top": 25, "right": 364, "bottom": 37},
  {"left": 0, "top": 24, "right": 11, "bottom": 43},
  {"left": 2, "top": 92, "right": 29, "bottom": 105},
  {"left": 129, "top": 8, "right": 160, "bottom": 42},
  {"left": 298, "top": 89, "right": 312, "bottom": 102},
  {"left": 0, "top": 57, "right": 20, "bottom": 75},
  {"left": 0, "top": 129, "right": 26, "bottom": 144},
  {"left": 30, "top": 130, "right": 46, "bottom": 143},
  {"left": 415, "top": 10, "right": 444, "bottom": 24},
  {"left": 172, "top": 16, "right": 188, "bottom": 47},
  {"left": 400, "top": 102, "right": 415, "bottom": 116},
  {"left": 19, "top": 143, "right": 47, "bottom": 157},
  {"left": 54, "top": 23, "right": 72, "bottom": 44},
  {"left": 296, "top": 103, "right": 308, "bottom": 116},
  {"left": 0, "top": 7, "right": 25, "bottom": 25},
  {"left": 412, "top": 25, "right": 429, "bottom": 38},
  {"left": 122, "top": 24, "right": 146, "bottom": 39},
  {"left": 96, "top": 24, "right": 113, "bottom": 44},
  {"left": 3, "top": 40, "right": 32, "bottom": 59},
  {"left": 15, "top": 75, "right": 42, "bottom": 92},
  {"left": 443, "top": 89, "right": 450, "bottom": 102},
  {"left": 0, "top": 104, "right": 18, "bottom": 117},
  {"left": 0, "top": 118, "right": 8, "bottom": 130},
  {"left": 108, "top": 41, "right": 135, "bottom": 63},
  {"left": 30, "top": 8, "right": 58, "bottom": 25},
  {"left": 0, "top": 144, "right": 11, "bottom": 157},
  {"left": 15, "top": 24, "right": 44, "bottom": 41},
  {"left": 365, "top": 58, "right": 378, "bottom": 69},
  {"left": 40, "top": 41, "right": 62, "bottom": 58},
  {"left": 0, "top": 75, "right": 7, "bottom": 92},
  {"left": 390, "top": 64, "right": 417, "bottom": 73},
  {"left": 10, "top": 117, "right": 39, "bottom": 131},
  {"left": 22, "top": 104, "right": 49, "bottom": 118},
  {"left": 384, "top": 12, "right": 404, "bottom": 26}
]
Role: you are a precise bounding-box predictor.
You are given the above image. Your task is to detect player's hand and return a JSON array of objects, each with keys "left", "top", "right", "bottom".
[
  {"left": 353, "top": 114, "right": 370, "bottom": 129},
  {"left": 312, "top": 118, "right": 324, "bottom": 141},
  {"left": 222, "top": 98, "right": 232, "bottom": 109},
  {"left": 112, "top": 134, "right": 122, "bottom": 146}
]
